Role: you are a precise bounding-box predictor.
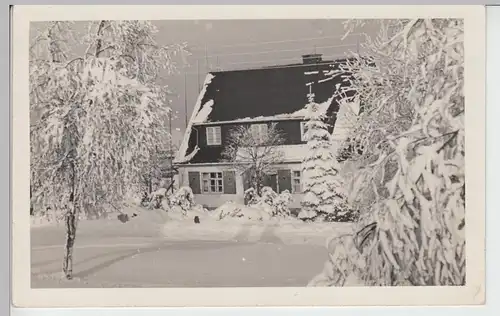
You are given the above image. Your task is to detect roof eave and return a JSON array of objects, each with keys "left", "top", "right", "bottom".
[
  {"left": 174, "top": 159, "right": 304, "bottom": 167},
  {"left": 192, "top": 116, "right": 308, "bottom": 127}
]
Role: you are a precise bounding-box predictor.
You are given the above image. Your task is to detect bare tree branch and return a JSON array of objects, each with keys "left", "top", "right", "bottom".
[{"left": 222, "top": 123, "right": 285, "bottom": 195}]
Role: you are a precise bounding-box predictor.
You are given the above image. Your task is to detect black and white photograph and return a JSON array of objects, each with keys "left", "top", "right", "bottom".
[{"left": 11, "top": 5, "right": 486, "bottom": 307}]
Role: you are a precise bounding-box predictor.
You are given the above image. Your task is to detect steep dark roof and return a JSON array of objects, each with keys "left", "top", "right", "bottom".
[
  {"left": 193, "top": 58, "right": 352, "bottom": 123},
  {"left": 175, "top": 57, "right": 355, "bottom": 164}
]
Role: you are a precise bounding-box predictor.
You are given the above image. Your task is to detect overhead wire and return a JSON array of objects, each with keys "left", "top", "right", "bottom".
[
  {"left": 166, "top": 44, "right": 361, "bottom": 76},
  {"left": 190, "top": 43, "right": 358, "bottom": 59},
  {"left": 224, "top": 53, "right": 355, "bottom": 68},
  {"left": 188, "top": 33, "right": 364, "bottom": 51},
  {"left": 167, "top": 53, "right": 358, "bottom": 76},
  {"left": 172, "top": 33, "right": 364, "bottom": 132}
]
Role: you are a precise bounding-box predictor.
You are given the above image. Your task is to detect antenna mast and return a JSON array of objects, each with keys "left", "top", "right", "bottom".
[{"left": 184, "top": 71, "right": 188, "bottom": 128}]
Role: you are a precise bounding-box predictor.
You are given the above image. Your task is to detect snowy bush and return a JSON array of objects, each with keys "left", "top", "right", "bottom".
[
  {"left": 271, "top": 189, "right": 293, "bottom": 217},
  {"left": 214, "top": 201, "right": 271, "bottom": 222},
  {"left": 244, "top": 186, "right": 293, "bottom": 218},
  {"left": 141, "top": 186, "right": 197, "bottom": 213},
  {"left": 243, "top": 187, "right": 259, "bottom": 205},
  {"left": 139, "top": 186, "right": 208, "bottom": 220},
  {"left": 323, "top": 206, "right": 360, "bottom": 222},
  {"left": 260, "top": 186, "right": 279, "bottom": 207},
  {"left": 145, "top": 188, "right": 167, "bottom": 209},
  {"left": 298, "top": 206, "right": 359, "bottom": 223},
  {"left": 311, "top": 19, "right": 466, "bottom": 286},
  {"left": 297, "top": 209, "right": 317, "bottom": 222},
  {"left": 168, "top": 186, "right": 196, "bottom": 213},
  {"left": 160, "top": 197, "right": 170, "bottom": 211}
]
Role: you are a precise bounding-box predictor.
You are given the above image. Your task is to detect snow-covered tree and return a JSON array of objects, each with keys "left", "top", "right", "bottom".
[
  {"left": 299, "top": 93, "right": 355, "bottom": 222},
  {"left": 30, "top": 20, "right": 187, "bottom": 279},
  {"left": 222, "top": 123, "right": 285, "bottom": 196},
  {"left": 311, "top": 19, "right": 465, "bottom": 286}
]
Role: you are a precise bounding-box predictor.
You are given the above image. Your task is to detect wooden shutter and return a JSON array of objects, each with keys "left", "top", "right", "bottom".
[
  {"left": 223, "top": 171, "right": 236, "bottom": 194},
  {"left": 214, "top": 126, "right": 221, "bottom": 145},
  {"left": 206, "top": 127, "right": 214, "bottom": 145},
  {"left": 278, "top": 169, "right": 292, "bottom": 193},
  {"left": 188, "top": 172, "right": 201, "bottom": 194},
  {"left": 243, "top": 169, "right": 252, "bottom": 191}
]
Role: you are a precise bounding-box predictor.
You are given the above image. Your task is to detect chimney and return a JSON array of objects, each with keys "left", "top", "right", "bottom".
[{"left": 302, "top": 53, "right": 323, "bottom": 64}]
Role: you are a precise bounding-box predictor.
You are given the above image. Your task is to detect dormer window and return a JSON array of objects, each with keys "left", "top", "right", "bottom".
[
  {"left": 206, "top": 126, "right": 221, "bottom": 146},
  {"left": 250, "top": 124, "right": 268, "bottom": 143}
]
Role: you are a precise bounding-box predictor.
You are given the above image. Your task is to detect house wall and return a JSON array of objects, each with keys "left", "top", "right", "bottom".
[
  {"left": 177, "top": 165, "right": 245, "bottom": 208},
  {"left": 177, "top": 163, "right": 305, "bottom": 209},
  {"left": 186, "top": 120, "right": 307, "bottom": 164}
]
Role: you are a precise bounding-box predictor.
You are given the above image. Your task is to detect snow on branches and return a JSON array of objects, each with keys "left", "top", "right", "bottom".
[
  {"left": 311, "top": 19, "right": 466, "bottom": 287},
  {"left": 299, "top": 94, "right": 356, "bottom": 222},
  {"left": 244, "top": 187, "right": 293, "bottom": 218},
  {"left": 30, "top": 20, "right": 185, "bottom": 216},
  {"left": 30, "top": 20, "right": 187, "bottom": 279}
]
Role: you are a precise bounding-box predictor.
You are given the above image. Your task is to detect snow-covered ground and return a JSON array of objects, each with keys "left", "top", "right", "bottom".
[
  {"left": 161, "top": 216, "right": 355, "bottom": 246},
  {"left": 31, "top": 204, "right": 355, "bottom": 288}
]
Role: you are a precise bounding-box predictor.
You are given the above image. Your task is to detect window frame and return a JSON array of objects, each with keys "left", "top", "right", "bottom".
[
  {"left": 292, "top": 170, "right": 302, "bottom": 193},
  {"left": 206, "top": 126, "right": 222, "bottom": 146},
  {"left": 201, "top": 172, "right": 224, "bottom": 194},
  {"left": 250, "top": 123, "right": 269, "bottom": 144},
  {"left": 300, "top": 121, "right": 308, "bottom": 142}
]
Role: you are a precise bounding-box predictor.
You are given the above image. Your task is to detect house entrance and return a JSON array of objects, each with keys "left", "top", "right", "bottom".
[{"left": 263, "top": 173, "right": 278, "bottom": 192}]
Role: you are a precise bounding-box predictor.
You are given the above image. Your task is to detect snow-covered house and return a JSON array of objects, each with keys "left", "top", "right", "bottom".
[{"left": 174, "top": 54, "right": 356, "bottom": 209}]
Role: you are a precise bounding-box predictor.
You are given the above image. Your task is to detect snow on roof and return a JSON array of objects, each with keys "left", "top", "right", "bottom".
[
  {"left": 191, "top": 96, "right": 335, "bottom": 126},
  {"left": 197, "top": 61, "right": 343, "bottom": 124},
  {"left": 175, "top": 145, "right": 200, "bottom": 164},
  {"left": 290, "top": 96, "right": 334, "bottom": 119},
  {"left": 192, "top": 100, "right": 214, "bottom": 124},
  {"left": 174, "top": 73, "right": 215, "bottom": 163},
  {"left": 318, "top": 76, "right": 334, "bottom": 84}
]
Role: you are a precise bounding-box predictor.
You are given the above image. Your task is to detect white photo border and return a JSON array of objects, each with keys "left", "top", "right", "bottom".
[{"left": 11, "top": 4, "right": 486, "bottom": 308}]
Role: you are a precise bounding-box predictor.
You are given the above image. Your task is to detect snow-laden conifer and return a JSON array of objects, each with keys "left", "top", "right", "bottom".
[{"left": 299, "top": 93, "right": 356, "bottom": 222}]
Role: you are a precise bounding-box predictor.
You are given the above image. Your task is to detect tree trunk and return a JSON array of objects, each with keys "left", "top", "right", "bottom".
[
  {"left": 63, "top": 202, "right": 78, "bottom": 279},
  {"left": 63, "top": 153, "right": 78, "bottom": 279},
  {"left": 148, "top": 172, "right": 153, "bottom": 194},
  {"left": 30, "top": 185, "right": 33, "bottom": 215},
  {"left": 252, "top": 171, "right": 261, "bottom": 196}
]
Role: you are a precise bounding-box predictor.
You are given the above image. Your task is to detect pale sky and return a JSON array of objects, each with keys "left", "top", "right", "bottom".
[{"left": 31, "top": 20, "right": 379, "bottom": 145}]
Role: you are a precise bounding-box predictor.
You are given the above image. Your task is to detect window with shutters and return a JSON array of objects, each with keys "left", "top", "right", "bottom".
[
  {"left": 292, "top": 170, "right": 302, "bottom": 193},
  {"left": 201, "top": 172, "right": 223, "bottom": 193},
  {"left": 300, "top": 121, "right": 308, "bottom": 142},
  {"left": 206, "top": 126, "right": 221, "bottom": 146},
  {"left": 250, "top": 124, "right": 268, "bottom": 144}
]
